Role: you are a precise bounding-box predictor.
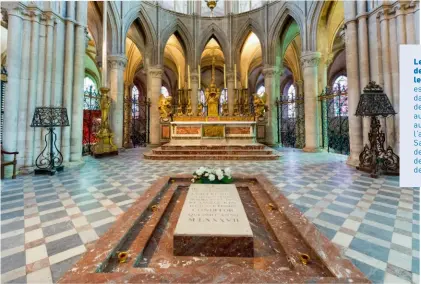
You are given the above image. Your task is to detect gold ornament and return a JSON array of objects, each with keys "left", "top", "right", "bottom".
[
  {"left": 158, "top": 94, "right": 172, "bottom": 119},
  {"left": 253, "top": 93, "right": 267, "bottom": 117},
  {"left": 92, "top": 87, "right": 118, "bottom": 157},
  {"left": 117, "top": 251, "right": 128, "bottom": 263}
]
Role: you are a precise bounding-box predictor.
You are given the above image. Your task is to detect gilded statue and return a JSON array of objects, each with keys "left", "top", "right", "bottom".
[
  {"left": 221, "top": 101, "right": 229, "bottom": 116},
  {"left": 186, "top": 98, "right": 193, "bottom": 116},
  {"left": 197, "top": 103, "right": 204, "bottom": 116},
  {"left": 100, "top": 94, "right": 111, "bottom": 130},
  {"left": 158, "top": 94, "right": 172, "bottom": 119},
  {"left": 204, "top": 55, "right": 221, "bottom": 117},
  {"left": 253, "top": 93, "right": 267, "bottom": 117}
]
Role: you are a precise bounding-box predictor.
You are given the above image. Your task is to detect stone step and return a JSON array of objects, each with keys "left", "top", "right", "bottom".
[
  {"left": 161, "top": 145, "right": 266, "bottom": 150},
  {"left": 143, "top": 153, "right": 281, "bottom": 160},
  {"left": 152, "top": 149, "right": 274, "bottom": 155}
]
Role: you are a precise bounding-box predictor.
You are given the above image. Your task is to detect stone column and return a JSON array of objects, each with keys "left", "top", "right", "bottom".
[
  {"left": 227, "top": 71, "right": 235, "bottom": 116},
  {"left": 123, "top": 82, "right": 132, "bottom": 148},
  {"left": 108, "top": 54, "right": 127, "bottom": 148},
  {"left": 389, "top": 16, "right": 399, "bottom": 153},
  {"left": 24, "top": 11, "right": 40, "bottom": 167},
  {"left": 148, "top": 66, "right": 163, "bottom": 146},
  {"left": 406, "top": 9, "right": 416, "bottom": 44},
  {"left": 379, "top": 11, "right": 395, "bottom": 148},
  {"left": 70, "top": 2, "right": 87, "bottom": 162},
  {"left": 296, "top": 80, "right": 305, "bottom": 148},
  {"left": 300, "top": 52, "right": 321, "bottom": 152},
  {"left": 16, "top": 15, "right": 31, "bottom": 168},
  {"left": 3, "top": 8, "right": 23, "bottom": 168},
  {"left": 190, "top": 72, "right": 198, "bottom": 114},
  {"left": 42, "top": 12, "right": 55, "bottom": 106},
  {"left": 34, "top": 17, "right": 46, "bottom": 168},
  {"left": 51, "top": 18, "right": 66, "bottom": 153},
  {"left": 344, "top": 19, "right": 363, "bottom": 165},
  {"left": 263, "top": 66, "right": 280, "bottom": 146},
  {"left": 61, "top": 1, "right": 75, "bottom": 162},
  {"left": 357, "top": 12, "right": 371, "bottom": 146}
]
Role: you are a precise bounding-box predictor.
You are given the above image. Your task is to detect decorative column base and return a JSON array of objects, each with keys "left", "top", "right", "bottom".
[
  {"left": 302, "top": 147, "right": 320, "bottom": 153},
  {"left": 92, "top": 130, "right": 118, "bottom": 158},
  {"left": 346, "top": 153, "right": 360, "bottom": 167}
]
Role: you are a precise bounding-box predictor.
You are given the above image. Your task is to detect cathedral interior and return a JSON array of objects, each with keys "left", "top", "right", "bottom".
[{"left": 0, "top": 0, "right": 420, "bottom": 283}]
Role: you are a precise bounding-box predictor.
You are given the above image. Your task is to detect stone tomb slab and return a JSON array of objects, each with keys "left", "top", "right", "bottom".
[
  {"left": 59, "top": 175, "right": 369, "bottom": 283},
  {"left": 173, "top": 184, "right": 253, "bottom": 257}
]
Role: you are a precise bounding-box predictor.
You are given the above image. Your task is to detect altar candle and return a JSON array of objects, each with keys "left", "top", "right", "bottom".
[
  {"left": 224, "top": 64, "right": 226, "bottom": 89},
  {"left": 188, "top": 65, "right": 191, "bottom": 89},
  {"left": 245, "top": 71, "right": 248, "bottom": 89},
  {"left": 178, "top": 66, "right": 181, "bottom": 89},
  {"left": 198, "top": 64, "right": 201, "bottom": 88},
  {"left": 234, "top": 64, "right": 237, "bottom": 89}
]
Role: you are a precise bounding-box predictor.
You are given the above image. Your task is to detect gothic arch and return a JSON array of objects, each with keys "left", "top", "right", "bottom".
[
  {"left": 123, "top": 4, "right": 158, "bottom": 64},
  {"left": 108, "top": 1, "right": 122, "bottom": 54},
  {"left": 197, "top": 23, "right": 230, "bottom": 67},
  {"left": 87, "top": 2, "right": 121, "bottom": 58},
  {"left": 159, "top": 20, "right": 193, "bottom": 66},
  {"left": 268, "top": 3, "right": 305, "bottom": 66},
  {"left": 233, "top": 18, "right": 266, "bottom": 69}
]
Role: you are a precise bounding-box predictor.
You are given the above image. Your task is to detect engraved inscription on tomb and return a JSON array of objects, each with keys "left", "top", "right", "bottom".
[{"left": 174, "top": 184, "right": 253, "bottom": 237}]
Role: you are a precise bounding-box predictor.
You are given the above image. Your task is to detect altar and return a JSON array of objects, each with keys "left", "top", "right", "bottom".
[{"left": 170, "top": 120, "right": 256, "bottom": 144}]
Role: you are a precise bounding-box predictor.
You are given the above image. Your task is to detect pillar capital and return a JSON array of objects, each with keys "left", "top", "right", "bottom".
[
  {"left": 324, "top": 53, "right": 335, "bottom": 65},
  {"left": 148, "top": 66, "right": 163, "bottom": 79},
  {"left": 42, "top": 11, "right": 56, "bottom": 26},
  {"left": 191, "top": 72, "right": 199, "bottom": 82},
  {"left": 226, "top": 71, "right": 235, "bottom": 81},
  {"left": 262, "top": 66, "right": 281, "bottom": 78},
  {"left": 300, "top": 51, "right": 321, "bottom": 68},
  {"left": 109, "top": 54, "right": 127, "bottom": 70}
]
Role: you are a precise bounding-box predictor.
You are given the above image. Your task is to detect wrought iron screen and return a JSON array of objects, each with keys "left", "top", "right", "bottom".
[
  {"left": 319, "top": 85, "right": 350, "bottom": 155},
  {"left": 127, "top": 88, "right": 150, "bottom": 147},
  {"left": 276, "top": 94, "right": 305, "bottom": 148},
  {"left": 0, "top": 66, "right": 6, "bottom": 145},
  {"left": 82, "top": 86, "right": 102, "bottom": 155}
]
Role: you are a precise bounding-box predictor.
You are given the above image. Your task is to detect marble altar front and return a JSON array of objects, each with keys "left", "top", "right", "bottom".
[{"left": 170, "top": 121, "right": 256, "bottom": 144}]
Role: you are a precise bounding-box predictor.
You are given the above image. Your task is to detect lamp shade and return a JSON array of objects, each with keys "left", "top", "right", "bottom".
[
  {"left": 30, "top": 107, "right": 70, "bottom": 128},
  {"left": 355, "top": 81, "right": 396, "bottom": 117}
]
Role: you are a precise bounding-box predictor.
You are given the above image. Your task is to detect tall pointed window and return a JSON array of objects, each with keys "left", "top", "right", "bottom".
[
  {"left": 84, "top": 77, "right": 97, "bottom": 92},
  {"left": 161, "top": 86, "right": 170, "bottom": 98},
  {"left": 256, "top": 85, "right": 265, "bottom": 97},
  {"left": 132, "top": 86, "right": 139, "bottom": 118},
  {"left": 332, "top": 75, "right": 348, "bottom": 117},
  {"left": 287, "top": 84, "right": 296, "bottom": 118}
]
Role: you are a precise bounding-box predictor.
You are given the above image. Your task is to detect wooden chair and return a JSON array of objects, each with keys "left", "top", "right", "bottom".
[{"left": 1, "top": 146, "right": 19, "bottom": 179}]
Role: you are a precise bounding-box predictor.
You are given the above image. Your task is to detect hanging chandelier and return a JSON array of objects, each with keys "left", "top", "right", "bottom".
[{"left": 205, "top": 0, "right": 218, "bottom": 16}]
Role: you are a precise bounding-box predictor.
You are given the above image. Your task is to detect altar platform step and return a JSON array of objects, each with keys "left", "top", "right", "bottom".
[
  {"left": 161, "top": 145, "right": 266, "bottom": 150},
  {"left": 144, "top": 144, "right": 280, "bottom": 160},
  {"left": 152, "top": 149, "right": 274, "bottom": 155}
]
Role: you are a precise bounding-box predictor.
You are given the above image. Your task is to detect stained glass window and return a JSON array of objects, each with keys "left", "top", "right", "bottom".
[
  {"left": 161, "top": 86, "right": 170, "bottom": 98},
  {"left": 84, "top": 77, "right": 97, "bottom": 92},
  {"left": 219, "top": 89, "right": 228, "bottom": 114},
  {"left": 287, "top": 84, "right": 296, "bottom": 118},
  {"left": 333, "top": 75, "right": 348, "bottom": 117},
  {"left": 256, "top": 85, "right": 265, "bottom": 97},
  {"left": 132, "top": 86, "right": 139, "bottom": 118}
]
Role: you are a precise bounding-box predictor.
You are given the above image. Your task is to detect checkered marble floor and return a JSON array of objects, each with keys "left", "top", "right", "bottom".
[{"left": 0, "top": 147, "right": 419, "bottom": 284}]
